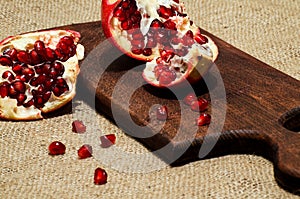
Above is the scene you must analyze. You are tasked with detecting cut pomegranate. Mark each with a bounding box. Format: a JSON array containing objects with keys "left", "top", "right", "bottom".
[
  {"left": 77, "top": 144, "right": 93, "bottom": 159},
  {"left": 48, "top": 141, "right": 66, "bottom": 155},
  {"left": 72, "top": 120, "right": 87, "bottom": 133},
  {"left": 0, "top": 30, "right": 84, "bottom": 120},
  {"left": 102, "top": 0, "right": 218, "bottom": 88},
  {"left": 196, "top": 113, "right": 211, "bottom": 126},
  {"left": 156, "top": 105, "right": 168, "bottom": 121},
  {"left": 100, "top": 134, "right": 116, "bottom": 148},
  {"left": 190, "top": 98, "right": 208, "bottom": 112},
  {"left": 94, "top": 167, "right": 108, "bottom": 185}
]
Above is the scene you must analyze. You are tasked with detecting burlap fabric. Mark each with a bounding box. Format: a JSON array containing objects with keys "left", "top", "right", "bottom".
[{"left": 0, "top": 0, "right": 299, "bottom": 198}]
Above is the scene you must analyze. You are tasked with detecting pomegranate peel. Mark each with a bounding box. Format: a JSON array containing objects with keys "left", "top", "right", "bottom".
[
  {"left": 101, "top": 0, "right": 218, "bottom": 88},
  {"left": 0, "top": 30, "right": 84, "bottom": 120}
]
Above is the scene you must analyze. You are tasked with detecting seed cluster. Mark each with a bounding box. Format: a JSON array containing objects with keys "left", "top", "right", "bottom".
[
  {"left": 0, "top": 36, "right": 77, "bottom": 108},
  {"left": 112, "top": 0, "right": 208, "bottom": 86}
]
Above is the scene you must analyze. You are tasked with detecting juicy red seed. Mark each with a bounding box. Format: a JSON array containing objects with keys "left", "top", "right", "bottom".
[
  {"left": 23, "top": 98, "right": 34, "bottom": 108},
  {"left": 68, "top": 45, "right": 77, "bottom": 57},
  {"left": 52, "top": 62, "right": 64, "bottom": 75},
  {"left": 195, "top": 33, "right": 208, "bottom": 44},
  {"left": 94, "top": 168, "right": 108, "bottom": 185},
  {"left": 35, "top": 74, "right": 48, "bottom": 85},
  {"left": 2, "top": 71, "right": 15, "bottom": 81},
  {"left": 0, "top": 55, "right": 13, "bottom": 66},
  {"left": 160, "top": 50, "right": 175, "bottom": 63},
  {"left": 12, "top": 80, "right": 26, "bottom": 93},
  {"left": 55, "top": 49, "right": 69, "bottom": 62},
  {"left": 44, "top": 48, "right": 57, "bottom": 61},
  {"left": 48, "top": 141, "right": 66, "bottom": 155},
  {"left": 77, "top": 144, "right": 93, "bottom": 159},
  {"left": 100, "top": 134, "right": 116, "bottom": 148},
  {"left": 17, "top": 51, "right": 31, "bottom": 64},
  {"left": 191, "top": 98, "right": 209, "bottom": 112},
  {"left": 183, "top": 93, "right": 197, "bottom": 106},
  {"left": 0, "top": 83, "right": 9, "bottom": 98},
  {"left": 34, "top": 40, "right": 46, "bottom": 55},
  {"left": 158, "top": 5, "right": 174, "bottom": 19},
  {"left": 163, "top": 20, "right": 177, "bottom": 30},
  {"left": 121, "top": 20, "right": 133, "bottom": 30},
  {"left": 16, "top": 94, "right": 27, "bottom": 106},
  {"left": 150, "top": 19, "right": 164, "bottom": 28},
  {"left": 41, "top": 63, "right": 51, "bottom": 74},
  {"left": 131, "top": 48, "right": 143, "bottom": 55},
  {"left": 12, "top": 64, "right": 23, "bottom": 75},
  {"left": 3, "top": 48, "right": 18, "bottom": 61},
  {"left": 49, "top": 68, "right": 59, "bottom": 78},
  {"left": 44, "top": 79, "right": 54, "bottom": 90},
  {"left": 22, "top": 67, "right": 35, "bottom": 79},
  {"left": 56, "top": 42, "right": 70, "bottom": 55},
  {"left": 15, "top": 75, "right": 27, "bottom": 82},
  {"left": 196, "top": 113, "right": 211, "bottom": 126},
  {"left": 156, "top": 105, "right": 168, "bottom": 121},
  {"left": 8, "top": 85, "right": 18, "bottom": 97},
  {"left": 146, "top": 37, "right": 157, "bottom": 48},
  {"left": 72, "top": 120, "right": 86, "bottom": 133},
  {"left": 60, "top": 36, "right": 74, "bottom": 46},
  {"left": 143, "top": 48, "right": 152, "bottom": 56},
  {"left": 42, "top": 91, "right": 51, "bottom": 102},
  {"left": 159, "top": 70, "right": 177, "bottom": 85},
  {"left": 30, "top": 50, "right": 42, "bottom": 65},
  {"left": 34, "top": 95, "right": 44, "bottom": 108}
]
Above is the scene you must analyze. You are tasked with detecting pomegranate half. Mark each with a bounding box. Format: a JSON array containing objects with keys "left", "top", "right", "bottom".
[
  {"left": 101, "top": 0, "right": 218, "bottom": 87},
  {"left": 0, "top": 30, "right": 84, "bottom": 120}
]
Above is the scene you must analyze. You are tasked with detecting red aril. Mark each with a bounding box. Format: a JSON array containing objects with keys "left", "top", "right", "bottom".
[
  {"left": 48, "top": 141, "right": 66, "bottom": 155},
  {"left": 72, "top": 120, "right": 87, "bottom": 133},
  {"left": 156, "top": 105, "right": 168, "bottom": 121},
  {"left": 77, "top": 144, "right": 93, "bottom": 159},
  {"left": 102, "top": 0, "right": 218, "bottom": 88},
  {"left": 196, "top": 113, "right": 211, "bottom": 126},
  {"left": 183, "top": 93, "right": 197, "bottom": 106},
  {"left": 0, "top": 30, "right": 84, "bottom": 120},
  {"left": 94, "top": 168, "right": 108, "bottom": 185},
  {"left": 190, "top": 98, "right": 208, "bottom": 112},
  {"left": 100, "top": 134, "right": 116, "bottom": 148}
]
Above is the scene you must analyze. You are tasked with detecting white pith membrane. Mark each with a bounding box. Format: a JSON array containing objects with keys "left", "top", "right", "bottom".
[
  {"left": 109, "top": 0, "right": 218, "bottom": 87},
  {"left": 0, "top": 30, "right": 84, "bottom": 120}
]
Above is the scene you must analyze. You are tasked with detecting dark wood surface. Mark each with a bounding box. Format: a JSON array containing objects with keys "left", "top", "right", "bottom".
[{"left": 55, "top": 21, "right": 299, "bottom": 193}]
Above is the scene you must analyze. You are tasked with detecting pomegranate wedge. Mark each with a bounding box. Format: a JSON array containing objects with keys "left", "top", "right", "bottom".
[
  {"left": 101, "top": 0, "right": 218, "bottom": 88},
  {"left": 0, "top": 30, "right": 84, "bottom": 120}
]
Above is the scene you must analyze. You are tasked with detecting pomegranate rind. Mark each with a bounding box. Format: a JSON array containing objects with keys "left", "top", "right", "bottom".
[{"left": 0, "top": 30, "right": 84, "bottom": 120}]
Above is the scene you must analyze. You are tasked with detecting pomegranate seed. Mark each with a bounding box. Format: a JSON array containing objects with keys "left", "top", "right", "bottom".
[
  {"left": 23, "top": 98, "right": 34, "bottom": 108},
  {"left": 160, "top": 50, "right": 175, "bottom": 63},
  {"left": 183, "top": 93, "right": 197, "bottom": 106},
  {"left": 0, "top": 55, "right": 13, "bottom": 66},
  {"left": 196, "top": 113, "right": 211, "bottom": 126},
  {"left": 60, "top": 36, "right": 74, "bottom": 46},
  {"left": 16, "top": 94, "right": 27, "bottom": 106},
  {"left": 48, "top": 141, "right": 66, "bottom": 155},
  {"left": 163, "top": 20, "right": 177, "bottom": 30},
  {"left": 12, "top": 64, "right": 23, "bottom": 75},
  {"left": 72, "top": 120, "right": 86, "bottom": 133},
  {"left": 44, "top": 48, "right": 57, "bottom": 62},
  {"left": 2, "top": 71, "right": 15, "bottom": 82},
  {"left": 42, "top": 91, "right": 52, "bottom": 102},
  {"left": 0, "top": 83, "right": 9, "bottom": 98},
  {"left": 158, "top": 5, "right": 174, "bottom": 19},
  {"left": 156, "top": 105, "right": 168, "bottom": 121},
  {"left": 77, "top": 144, "right": 93, "bottom": 159},
  {"left": 150, "top": 19, "right": 164, "bottom": 28},
  {"left": 100, "top": 134, "right": 116, "bottom": 148},
  {"left": 190, "top": 98, "right": 208, "bottom": 112},
  {"left": 158, "top": 70, "right": 176, "bottom": 85},
  {"left": 12, "top": 80, "right": 26, "bottom": 93},
  {"left": 52, "top": 62, "right": 65, "bottom": 75},
  {"left": 3, "top": 48, "right": 18, "bottom": 61},
  {"left": 195, "top": 33, "right": 208, "bottom": 44},
  {"left": 131, "top": 48, "right": 143, "bottom": 55},
  {"left": 34, "top": 40, "right": 46, "bottom": 55},
  {"left": 17, "top": 50, "right": 31, "bottom": 64},
  {"left": 30, "top": 50, "right": 42, "bottom": 65},
  {"left": 22, "top": 67, "right": 35, "bottom": 80},
  {"left": 94, "top": 168, "right": 108, "bottom": 185},
  {"left": 121, "top": 20, "right": 132, "bottom": 30},
  {"left": 143, "top": 48, "right": 152, "bottom": 56}
]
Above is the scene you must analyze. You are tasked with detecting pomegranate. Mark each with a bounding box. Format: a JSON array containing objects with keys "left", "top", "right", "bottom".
[
  {"left": 196, "top": 113, "right": 211, "bottom": 126},
  {"left": 0, "top": 30, "right": 84, "bottom": 120},
  {"left": 102, "top": 0, "right": 218, "bottom": 87}
]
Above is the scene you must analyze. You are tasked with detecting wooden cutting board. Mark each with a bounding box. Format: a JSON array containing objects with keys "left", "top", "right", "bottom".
[{"left": 54, "top": 21, "right": 299, "bottom": 193}]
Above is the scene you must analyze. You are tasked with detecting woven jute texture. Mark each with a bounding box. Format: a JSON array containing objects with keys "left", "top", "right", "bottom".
[{"left": 0, "top": 0, "right": 299, "bottom": 198}]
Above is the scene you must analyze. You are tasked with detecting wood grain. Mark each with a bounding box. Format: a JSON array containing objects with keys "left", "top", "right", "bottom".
[{"left": 56, "top": 21, "right": 299, "bottom": 194}]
